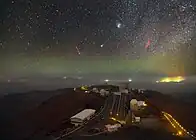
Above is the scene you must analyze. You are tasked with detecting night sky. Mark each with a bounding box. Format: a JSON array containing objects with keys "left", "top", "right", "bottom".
[{"left": 1, "top": 0, "right": 196, "bottom": 81}]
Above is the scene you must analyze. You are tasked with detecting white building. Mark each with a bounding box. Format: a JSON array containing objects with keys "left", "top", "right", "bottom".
[
  {"left": 137, "top": 101, "right": 147, "bottom": 108},
  {"left": 105, "top": 90, "right": 110, "bottom": 96},
  {"left": 105, "top": 124, "right": 121, "bottom": 132},
  {"left": 119, "top": 87, "right": 128, "bottom": 94},
  {"left": 100, "top": 89, "right": 110, "bottom": 96},
  {"left": 113, "top": 92, "right": 121, "bottom": 96},
  {"left": 130, "top": 99, "right": 138, "bottom": 111},
  {"left": 70, "top": 109, "right": 96, "bottom": 126},
  {"left": 92, "top": 87, "right": 99, "bottom": 93},
  {"left": 100, "top": 89, "right": 106, "bottom": 96},
  {"left": 137, "top": 101, "right": 144, "bottom": 106},
  {"left": 135, "top": 117, "right": 141, "bottom": 123},
  {"left": 121, "top": 89, "right": 129, "bottom": 94}
]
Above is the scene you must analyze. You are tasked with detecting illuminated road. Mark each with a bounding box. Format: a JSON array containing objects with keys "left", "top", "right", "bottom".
[
  {"left": 110, "top": 94, "right": 116, "bottom": 114},
  {"left": 110, "top": 94, "right": 119, "bottom": 117},
  {"left": 117, "top": 94, "right": 121, "bottom": 117},
  {"left": 119, "top": 93, "right": 127, "bottom": 120},
  {"left": 162, "top": 111, "right": 195, "bottom": 138},
  {"left": 109, "top": 92, "right": 128, "bottom": 124},
  {"left": 129, "top": 87, "right": 195, "bottom": 139}
]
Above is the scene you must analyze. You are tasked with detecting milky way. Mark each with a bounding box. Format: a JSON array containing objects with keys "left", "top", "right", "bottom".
[{"left": 0, "top": 0, "right": 196, "bottom": 80}]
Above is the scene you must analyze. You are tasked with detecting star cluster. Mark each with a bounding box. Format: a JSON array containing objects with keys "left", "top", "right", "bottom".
[{"left": 0, "top": 0, "right": 196, "bottom": 80}]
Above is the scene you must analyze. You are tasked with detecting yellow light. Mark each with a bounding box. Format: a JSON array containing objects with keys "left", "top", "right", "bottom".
[
  {"left": 110, "top": 117, "right": 126, "bottom": 125},
  {"left": 143, "top": 102, "right": 147, "bottom": 106},
  {"left": 162, "top": 111, "right": 189, "bottom": 136},
  {"left": 110, "top": 117, "right": 116, "bottom": 121},
  {"left": 81, "top": 86, "right": 88, "bottom": 90},
  {"left": 178, "top": 131, "right": 182, "bottom": 136},
  {"left": 159, "top": 76, "right": 185, "bottom": 83}
]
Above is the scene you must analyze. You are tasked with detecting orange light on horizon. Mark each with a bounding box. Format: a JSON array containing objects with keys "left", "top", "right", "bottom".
[{"left": 158, "top": 76, "right": 185, "bottom": 83}]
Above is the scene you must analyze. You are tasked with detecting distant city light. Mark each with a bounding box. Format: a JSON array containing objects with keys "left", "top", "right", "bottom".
[
  {"left": 157, "top": 76, "right": 185, "bottom": 83},
  {"left": 81, "top": 86, "right": 88, "bottom": 91},
  {"left": 105, "top": 79, "right": 109, "bottom": 82}
]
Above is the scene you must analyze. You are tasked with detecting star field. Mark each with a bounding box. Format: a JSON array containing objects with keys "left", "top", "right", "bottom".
[{"left": 0, "top": 0, "right": 196, "bottom": 80}]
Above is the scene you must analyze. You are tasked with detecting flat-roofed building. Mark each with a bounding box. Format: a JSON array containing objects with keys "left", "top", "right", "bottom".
[
  {"left": 70, "top": 109, "right": 96, "bottom": 126},
  {"left": 113, "top": 92, "right": 121, "bottom": 96},
  {"left": 130, "top": 99, "right": 138, "bottom": 111},
  {"left": 105, "top": 124, "right": 121, "bottom": 132}
]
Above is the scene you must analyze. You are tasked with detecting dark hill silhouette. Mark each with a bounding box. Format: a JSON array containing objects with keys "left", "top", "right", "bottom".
[{"left": 0, "top": 88, "right": 103, "bottom": 140}]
